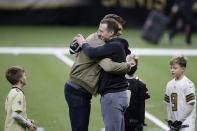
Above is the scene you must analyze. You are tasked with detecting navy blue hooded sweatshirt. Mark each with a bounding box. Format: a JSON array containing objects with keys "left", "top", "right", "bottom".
[{"left": 82, "top": 37, "right": 131, "bottom": 95}]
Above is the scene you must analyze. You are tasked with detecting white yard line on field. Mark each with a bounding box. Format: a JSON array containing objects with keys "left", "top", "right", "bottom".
[
  {"left": 0, "top": 47, "right": 197, "bottom": 56},
  {"left": 101, "top": 128, "right": 105, "bottom": 131},
  {"left": 145, "top": 111, "right": 169, "bottom": 130},
  {"left": 133, "top": 48, "right": 197, "bottom": 56},
  {"left": 0, "top": 47, "right": 69, "bottom": 55},
  {"left": 54, "top": 52, "right": 74, "bottom": 67},
  {"left": 2, "top": 46, "right": 196, "bottom": 131}
]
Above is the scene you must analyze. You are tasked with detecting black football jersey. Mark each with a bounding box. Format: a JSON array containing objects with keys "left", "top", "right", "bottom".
[{"left": 124, "top": 77, "right": 150, "bottom": 127}]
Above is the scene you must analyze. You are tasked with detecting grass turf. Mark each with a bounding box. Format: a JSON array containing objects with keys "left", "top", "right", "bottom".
[
  {"left": 1, "top": 55, "right": 196, "bottom": 131},
  {"left": 0, "top": 25, "right": 197, "bottom": 48},
  {"left": 0, "top": 26, "right": 196, "bottom": 131}
]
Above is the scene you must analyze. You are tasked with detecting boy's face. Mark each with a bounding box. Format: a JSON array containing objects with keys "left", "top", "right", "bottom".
[
  {"left": 127, "top": 58, "right": 136, "bottom": 67},
  {"left": 170, "top": 64, "right": 185, "bottom": 78},
  {"left": 20, "top": 72, "right": 27, "bottom": 86}
]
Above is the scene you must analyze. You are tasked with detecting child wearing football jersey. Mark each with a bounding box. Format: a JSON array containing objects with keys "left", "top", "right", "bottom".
[
  {"left": 124, "top": 54, "right": 150, "bottom": 131},
  {"left": 164, "top": 55, "right": 196, "bottom": 131},
  {"left": 4, "top": 66, "right": 37, "bottom": 131}
]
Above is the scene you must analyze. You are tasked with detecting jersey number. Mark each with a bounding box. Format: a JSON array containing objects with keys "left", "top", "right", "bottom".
[{"left": 171, "top": 93, "right": 177, "bottom": 111}]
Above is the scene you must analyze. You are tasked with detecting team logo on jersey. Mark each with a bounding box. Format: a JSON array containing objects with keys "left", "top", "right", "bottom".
[{"left": 18, "top": 100, "right": 22, "bottom": 105}]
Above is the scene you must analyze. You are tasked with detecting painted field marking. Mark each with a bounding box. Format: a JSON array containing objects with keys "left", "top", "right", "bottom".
[
  {"left": 0, "top": 47, "right": 197, "bottom": 56},
  {"left": 2, "top": 46, "right": 197, "bottom": 131}
]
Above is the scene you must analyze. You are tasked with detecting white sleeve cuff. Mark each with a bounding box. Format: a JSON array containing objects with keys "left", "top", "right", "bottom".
[{"left": 12, "top": 112, "right": 32, "bottom": 128}]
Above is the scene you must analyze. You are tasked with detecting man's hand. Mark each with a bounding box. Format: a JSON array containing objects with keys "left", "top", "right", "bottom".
[
  {"left": 75, "top": 34, "right": 86, "bottom": 46},
  {"left": 73, "top": 53, "right": 79, "bottom": 57}
]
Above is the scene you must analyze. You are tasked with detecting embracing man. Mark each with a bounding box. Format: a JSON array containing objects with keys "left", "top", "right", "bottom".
[
  {"left": 75, "top": 18, "right": 131, "bottom": 131},
  {"left": 64, "top": 14, "right": 136, "bottom": 131}
]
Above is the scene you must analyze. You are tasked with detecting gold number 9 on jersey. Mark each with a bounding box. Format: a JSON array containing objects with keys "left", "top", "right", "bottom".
[{"left": 171, "top": 93, "right": 177, "bottom": 111}]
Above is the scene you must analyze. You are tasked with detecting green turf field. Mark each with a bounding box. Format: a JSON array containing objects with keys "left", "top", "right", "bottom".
[
  {"left": 0, "top": 25, "right": 197, "bottom": 48},
  {"left": 0, "top": 26, "right": 196, "bottom": 131}
]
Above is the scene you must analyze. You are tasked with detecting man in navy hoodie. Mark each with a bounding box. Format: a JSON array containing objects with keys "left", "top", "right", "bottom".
[{"left": 75, "top": 18, "right": 131, "bottom": 131}]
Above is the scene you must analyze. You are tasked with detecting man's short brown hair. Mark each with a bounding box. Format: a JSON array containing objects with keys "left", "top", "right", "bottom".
[
  {"left": 5, "top": 66, "right": 25, "bottom": 85},
  {"left": 100, "top": 18, "right": 119, "bottom": 35},
  {"left": 170, "top": 55, "right": 187, "bottom": 67},
  {"left": 103, "top": 14, "right": 126, "bottom": 25}
]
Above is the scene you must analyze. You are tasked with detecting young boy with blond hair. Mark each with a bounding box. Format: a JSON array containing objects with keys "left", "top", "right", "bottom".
[
  {"left": 164, "top": 55, "right": 196, "bottom": 131},
  {"left": 124, "top": 54, "right": 150, "bottom": 131},
  {"left": 4, "top": 66, "right": 36, "bottom": 131}
]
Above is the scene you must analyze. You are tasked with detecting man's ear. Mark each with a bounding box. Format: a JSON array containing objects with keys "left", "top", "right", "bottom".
[{"left": 110, "top": 31, "right": 115, "bottom": 36}]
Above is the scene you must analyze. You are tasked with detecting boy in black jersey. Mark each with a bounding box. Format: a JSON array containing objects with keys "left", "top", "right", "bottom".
[{"left": 124, "top": 54, "right": 150, "bottom": 131}]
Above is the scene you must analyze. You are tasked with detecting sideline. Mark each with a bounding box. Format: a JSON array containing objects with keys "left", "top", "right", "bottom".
[
  {"left": 54, "top": 52, "right": 74, "bottom": 67},
  {"left": 0, "top": 47, "right": 197, "bottom": 56},
  {"left": 145, "top": 111, "right": 169, "bottom": 130}
]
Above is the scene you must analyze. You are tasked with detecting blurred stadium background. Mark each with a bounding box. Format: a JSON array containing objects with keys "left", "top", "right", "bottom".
[{"left": 0, "top": 0, "right": 197, "bottom": 131}]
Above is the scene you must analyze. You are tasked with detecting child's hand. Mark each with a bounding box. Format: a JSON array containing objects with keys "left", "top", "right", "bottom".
[
  {"left": 29, "top": 124, "right": 37, "bottom": 131},
  {"left": 29, "top": 120, "right": 37, "bottom": 131},
  {"left": 30, "top": 120, "right": 35, "bottom": 124}
]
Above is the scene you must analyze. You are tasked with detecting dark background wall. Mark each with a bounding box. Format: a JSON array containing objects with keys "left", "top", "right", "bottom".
[{"left": 0, "top": 0, "right": 197, "bottom": 29}]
